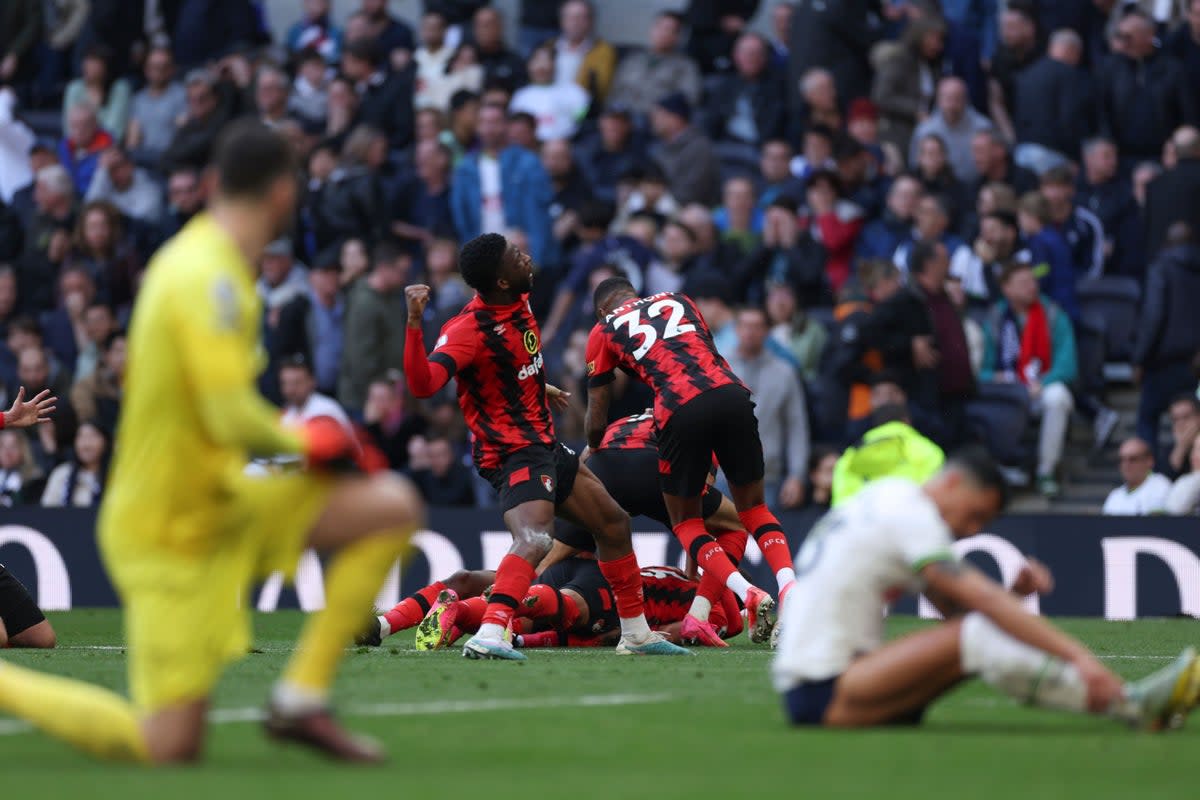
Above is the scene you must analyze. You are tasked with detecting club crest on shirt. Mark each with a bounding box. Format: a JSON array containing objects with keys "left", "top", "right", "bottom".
[
  {"left": 212, "top": 277, "right": 239, "bottom": 330},
  {"left": 523, "top": 330, "right": 539, "bottom": 355},
  {"left": 540, "top": 474, "right": 554, "bottom": 494},
  {"left": 586, "top": 360, "right": 596, "bottom": 376}
]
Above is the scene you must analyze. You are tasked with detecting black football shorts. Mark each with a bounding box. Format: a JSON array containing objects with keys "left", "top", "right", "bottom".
[
  {"left": 0, "top": 562, "right": 46, "bottom": 638},
  {"left": 480, "top": 442, "right": 581, "bottom": 512},
  {"left": 658, "top": 384, "right": 765, "bottom": 497}
]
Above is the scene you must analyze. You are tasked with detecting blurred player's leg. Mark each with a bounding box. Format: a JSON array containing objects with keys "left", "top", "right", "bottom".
[{"left": 267, "top": 474, "right": 423, "bottom": 760}]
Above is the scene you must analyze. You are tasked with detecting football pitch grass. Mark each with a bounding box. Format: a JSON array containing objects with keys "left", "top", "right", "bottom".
[{"left": 2, "top": 611, "right": 1198, "bottom": 799}]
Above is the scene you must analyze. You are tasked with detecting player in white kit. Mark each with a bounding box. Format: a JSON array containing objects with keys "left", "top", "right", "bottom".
[{"left": 772, "top": 448, "right": 1200, "bottom": 729}]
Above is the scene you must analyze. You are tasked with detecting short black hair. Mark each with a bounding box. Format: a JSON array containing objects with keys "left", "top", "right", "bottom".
[
  {"left": 102, "top": 329, "right": 126, "bottom": 352},
  {"left": 593, "top": 276, "right": 636, "bottom": 313},
  {"left": 908, "top": 238, "right": 942, "bottom": 276},
  {"left": 578, "top": 199, "right": 616, "bottom": 231},
  {"left": 1170, "top": 393, "right": 1200, "bottom": 414},
  {"left": 343, "top": 36, "right": 383, "bottom": 66},
  {"left": 999, "top": 259, "right": 1034, "bottom": 285},
  {"left": 280, "top": 352, "right": 314, "bottom": 374},
  {"left": 946, "top": 445, "right": 1010, "bottom": 510},
  {"left": 459, "top": 233, "right": 508, "bottom": 291},
  {"left": 213, "top": 119, "right": 295, "bottom": 199}
]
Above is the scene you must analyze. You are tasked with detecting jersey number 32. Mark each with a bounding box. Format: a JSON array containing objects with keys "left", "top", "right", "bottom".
[{"left": 613, "top": 299, "right": 696, "bottom": 361}]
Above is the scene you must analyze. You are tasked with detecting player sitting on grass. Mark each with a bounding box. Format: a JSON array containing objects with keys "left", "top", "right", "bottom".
[
  {"left": 772, "top": 447, "right": 1200, "bottom": 729},
  {"left": 360, "top": 559, "right": 742, "bottom": 649}
]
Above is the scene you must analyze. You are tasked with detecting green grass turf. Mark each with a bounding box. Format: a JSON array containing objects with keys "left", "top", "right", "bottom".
[{"left": 2, "top": 611, "right": 1199, "bottom": 799}]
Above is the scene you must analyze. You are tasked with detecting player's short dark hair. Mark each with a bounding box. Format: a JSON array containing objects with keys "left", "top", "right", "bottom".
[
  {"left": 593, "top": 276, "right": 636, "bottom": 313},
  {"left": 946, "top": 445, "right": 1010, "bottom": 510},
  {"left": 458, "top": 233, "right": 509, "bottom": 291},
  {"left": 213, "top": 119, "right": 295, "bottom": 199}
]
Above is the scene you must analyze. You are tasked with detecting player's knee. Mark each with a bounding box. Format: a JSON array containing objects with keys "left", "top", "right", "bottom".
[
  {"left": 444, "top": 570, "right": 478, "bottom": 596},
  {"left": 592, "top": 508, "right": 632, "bottom": 549},
  {"left": 11, "top": 621, "right": 56, "bottom": 649},
  {"left": 371, "top": 472, "right": 427, "bottom": 532},
  {"left": 512, "top": 527, "right": 554, "bottom": 561},
  {"left": 0, "top": 621, "right": 8, "bottom": 649}
]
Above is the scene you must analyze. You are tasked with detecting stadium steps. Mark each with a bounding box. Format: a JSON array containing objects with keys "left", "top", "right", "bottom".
[{"left": 1043, "top": 384, "right": 1140, "bottom": 514}]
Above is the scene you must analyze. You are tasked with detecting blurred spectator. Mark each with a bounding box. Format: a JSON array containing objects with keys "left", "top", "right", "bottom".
[
  {"left": 0, "top": 428, "right": 43, "bottom": 506},
  {"left": 1132, "top": 222, "right": 1200, "bottom": 445},
  {"left": 893, "top": 194, "right": 969, "bottom": 280},
  {"left": 829, "top": 261, "right": 902, "bottom": 429},
  {"left": 1165, "top": 0, "right": 1200, "bottom": 89},
  {"left": 1077, "top": 136, "right": 1140, "bottom": 277},
  {"left": 577, "top": 107, "right": 644, "bottom": 205},
  {"left": 737, "top": 195, "right": 829, "bottom": 308},
  {"left": 510, "top": 44, "right": 590, "bottom": 141},
  {"left": 797, "top": 68, "right": 842, "bottom": 135},
  {"left": 163, "top": 70, "right": 234, "bottom": 172},
  {"left": 767, "top": 1, "right": 792, "bottom": 67},
  {"left": 339, "top": 244, "right": 410, "bottom": 412},
  {"left": 322, "top": 75, "right": 360, "bottom": 150},
  {"left": 831, "top": 402, "right": 944, "bottom": 506},
  {"left": 979, "top": 261, "right": 1078, "bottom": 497},
  {"left": 650, "top": 92, "right": 721, "bottom": 207},
  {"left": 799, "top": 170, "right": 863, "bottom": 294},
  {"left": 286, "top": 0, "right": 342, "bottom": 65},
  {"left": 19, "top": 203, "right": 72, "bottom": 313},
  {"left": 683, "top": 0, "right": 758, "bottom": 74},
  {"left": 1017, "top": 191, "right": 1081, "bottom": 322},
  {"left": 313, "top": 125, "right": 390, "bottom": 252},
  {"left": 911, "top": 135, "right": 969, "bottom": 224},
  {"left": 788, "top": 124, "right": 835, "bottom": 183},
  {"left": 987, "top": 3, "right": 1042, "bottom": 143},
  {"left": 616, "top": 164, "right": 678, "bottom": 229},
  {"left": 1144, "top": 126, "right": 1200, "bottom": 259},
  {"left": 62, "top": 45, "right": 131, "bottom": 143},
  {"left": 71, "top": 200, "right": 139, "bottom": 309},
  {"left": 868, "top": 239, "right": 975, "bottom": 447},
  {"left": 124, "top": 47, "right": 187, "bottom": 167},
  {"left": 70, "top": 329, "right": 124, "bottom": 432},
  {"left": 971, "top": 130, "right": 1038, "bottom": 199},
  {"left": 0, "top": 266, "right": 19, "bottom": 334},
  {"left": 788, "top": 0, "right": 882, "bottom": 114},
  {"left": 519, "top": 0, "right": 566, "bottom": 56},
  {"left": 85, "top": 147, "right": 162, "bottom": 225},
  {"left": 0, "top": 0, "right": 42, "bottom": 92},
  {"left": 289, "top": 49, "right": 331, "bottom": 128},
  {"left": 714, "top": 176, "right": 761, "bottom": 255},
  {"left": 153, "top": 166, "right": 203, "bottom": 248},
  {"left": 756, "top": 138, "right": 804, "bottom": 214},
  {"left": 871, "top": 16, "right": 945, "bottom": 156},
  {"left": 450, "top": 103, "right": 554, "bottom": 265},
  {"left": 19, "top": 342, "right": 68, "bottom": 402},
  {"left": 765, "top": 282, "right": 827, "bottom": 380},
  {"left": 413, "top": 435, "right": 476, "bottom": 506},
  {"left": 1159, "top": 395, "right": 1200, "bottom": 480},
  {"left": 356, "top": 0, "right": 416, "bottom": 69},
  {"left": 279, "top": 354, "right": 350, "bottom": 428},
  {"left": 543, "top": 138, "right": 591, "bottom": 250},
  {"left": 644, "top": 218, "right": 696, "bottom": 296},
  {"left": 724, "top": 306, "right": 810, "bottom": 510},
  {"left": 32, "top": 0, "right": 88, "bottom": 108},
  {"left": 40, "top": 419, "right": 107, "bottom": 508},
  {"left": 507, "top": 110, "right": 539, "bottom": 151},
  {"left": 72, "top": 302, "right": 116, "bottom": 382},
  {"left": 253, "top": 64, "right": 293, "bottom": 129},
  {"left": 341, "top": 36, "right": 416, "bottom": 151},
  {"left": 414, "top": 11, "right": 456, "bottom": 108},
  {"left": 609, "top": 12, "right": 701, "bottom": 117},
  {"left": 1102, "top": 436, "right": 1171, "bottom": 515},
  {"left": 834, "top": 135, "right": 887, "bottom": 220},
  {"left": 473, "top": 8, "right": 526, "bottom": 90},
  {"left": 957, "top": 209, "right": 1028, "bottom": 304},
  {"left": 274, "top": 258, "right": 346, "bottom": 398},
  {"left": 391, "top": 139, "right": 456, "bottom": 251},
  {"left": 1098, "top": 10, "right": 1199, "bottom": 163},
  {"left": 676, "top": 203, "right": 740, "bottom": 285},
  {"left": 424, "top": 237, "right": 471, "bottom": 318},
  {"left": 705, "top": 33, "right": 786, "bottom": 153},
  {"left": 363, "top": 375, "right": 428, "bottom": 471},
  {"left": 0, "top": 89, "right": 35, "bottom": 211},
  {"left": 551, "top": 0, "right": 616, "bottom": 104},
  {"left": 59, "top": 102, "right": 114, "bottom": 195},
  {"left": 1012, "top": 29, "right": 1095, "bottom": 171},
  {"left": 804, "top": 446, "right": 840, "bottom": 511},
  {"left": 1040, "top": 166, "right": 1104, "bottom": 283},
  {"left": 1165, "top": 436, "right": 1200, "bottom": 514},
  {"left": 910, "top": 77, "right": 993, "bottom": 184},
  {"left": 857, "top": 174, "right": 922, "bottom": 261},
  {"left": 40, "top": 264, "right": 92, "bottom": 371}
]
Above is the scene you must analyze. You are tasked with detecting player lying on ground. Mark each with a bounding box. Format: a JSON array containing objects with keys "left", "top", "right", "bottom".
[
  {"left": 404, "top": 234, "right": 687, "bottom": 660},
  {"left": 586, "top": 278, "right": 797, "bottom": 644},
  {"left": 0, "top": 122, "right": 425, "bottom": 764},
  {"left": 772, "top": 448, "right": 1200, "bottom": 729},
  {"left": 0, "top": 387, "right": 58, "bottom": 650},
  {"left": 361, "top": 558, "right": 742, "bottom": 649}
]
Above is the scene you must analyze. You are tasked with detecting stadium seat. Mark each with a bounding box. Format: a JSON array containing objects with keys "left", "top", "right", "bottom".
[
  {"left": 967, "top": 382, "right": 1031, "bottom": 466},
  {"left": 1075, "top": 276, "right": 1140, "bottom": 368},
  {"left": 1075, "top": 311, "right": 1107, "bottom": 396}
]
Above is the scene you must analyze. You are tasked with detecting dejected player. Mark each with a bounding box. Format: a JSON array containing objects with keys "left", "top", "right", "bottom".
[
  {"left": 585, "top": 278, "right": 797, "bottom": 644},
  {"left": 0, "top": 121, "right": 425, "bottom": 764},
  {"left": 403, "top": 233, "right": 687, "bottom": 660},
  {"left": 773, "top": 448, "right": 1200, "bottom": 729}
]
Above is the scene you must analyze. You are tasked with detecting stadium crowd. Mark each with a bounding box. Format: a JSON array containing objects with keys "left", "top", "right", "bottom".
[{"left": 1, "top": 0, "right": 1200, "bottom": 513}]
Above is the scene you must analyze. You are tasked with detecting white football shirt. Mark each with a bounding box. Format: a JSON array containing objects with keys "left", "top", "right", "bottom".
[{"left": 772, "top": 478, "right": 956, "bottom": 690}]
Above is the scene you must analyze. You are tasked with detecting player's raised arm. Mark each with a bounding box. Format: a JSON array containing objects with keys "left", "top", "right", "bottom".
[
  {"left": 403, "top": 284, "right": 475, "bottom": 398},
  {"left": 2, "top": 387, "right": 57, "bottom": 428}
]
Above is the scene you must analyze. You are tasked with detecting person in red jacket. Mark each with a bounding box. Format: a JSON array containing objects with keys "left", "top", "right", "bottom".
[{"left": 798, "top": 169, "right": 864, "bottom": 293}]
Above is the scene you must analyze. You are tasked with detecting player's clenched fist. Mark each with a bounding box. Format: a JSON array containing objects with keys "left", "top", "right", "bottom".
[{"left": 406, "top": 284, "right": 431, "bottom": 326}]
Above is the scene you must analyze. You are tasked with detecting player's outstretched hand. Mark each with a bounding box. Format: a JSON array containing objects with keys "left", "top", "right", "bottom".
[
  {"left": 1074, "top": 654, "right": 1125, "bottom": 712},
  {"left": 4, "top": 387, "right": 57, "bottom": 428},
  {"left": 1010, "top": 557, "right": 1054, "bottom": 597},
  {"left": 546, "top": 383, "right": 572, "bottom": 413},
  {"left": 301, "top": 416, "right": 361, "bottom": 473},
  {"left": 405, "top": 284, "right": 431, "bottom": 326}
]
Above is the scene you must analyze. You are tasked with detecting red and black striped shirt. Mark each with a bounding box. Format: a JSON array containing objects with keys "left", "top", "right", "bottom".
[
  {"left": 404, "top": 294, "right": 554, "bottom": 470},
  {"left": 585, "top": 292, "right": 745, "bottom": 429},
  {"left": 597, "top": 410, "right": 657, "bottom": 452}
]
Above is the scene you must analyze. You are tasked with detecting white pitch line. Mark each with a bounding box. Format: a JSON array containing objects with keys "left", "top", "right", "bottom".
[{"left": 0, "top": 693, "right": 673, "bottom": 738}]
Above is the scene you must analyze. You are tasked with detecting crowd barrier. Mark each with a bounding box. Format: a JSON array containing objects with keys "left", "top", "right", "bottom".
[{"left": 1, "top": 509, "right": 1198, "bottom": 619}]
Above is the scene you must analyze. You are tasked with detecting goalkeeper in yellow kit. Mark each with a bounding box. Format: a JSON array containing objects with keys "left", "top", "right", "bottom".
[{"left": 0, "top": 121, "right": 423, "bottom": 764}]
